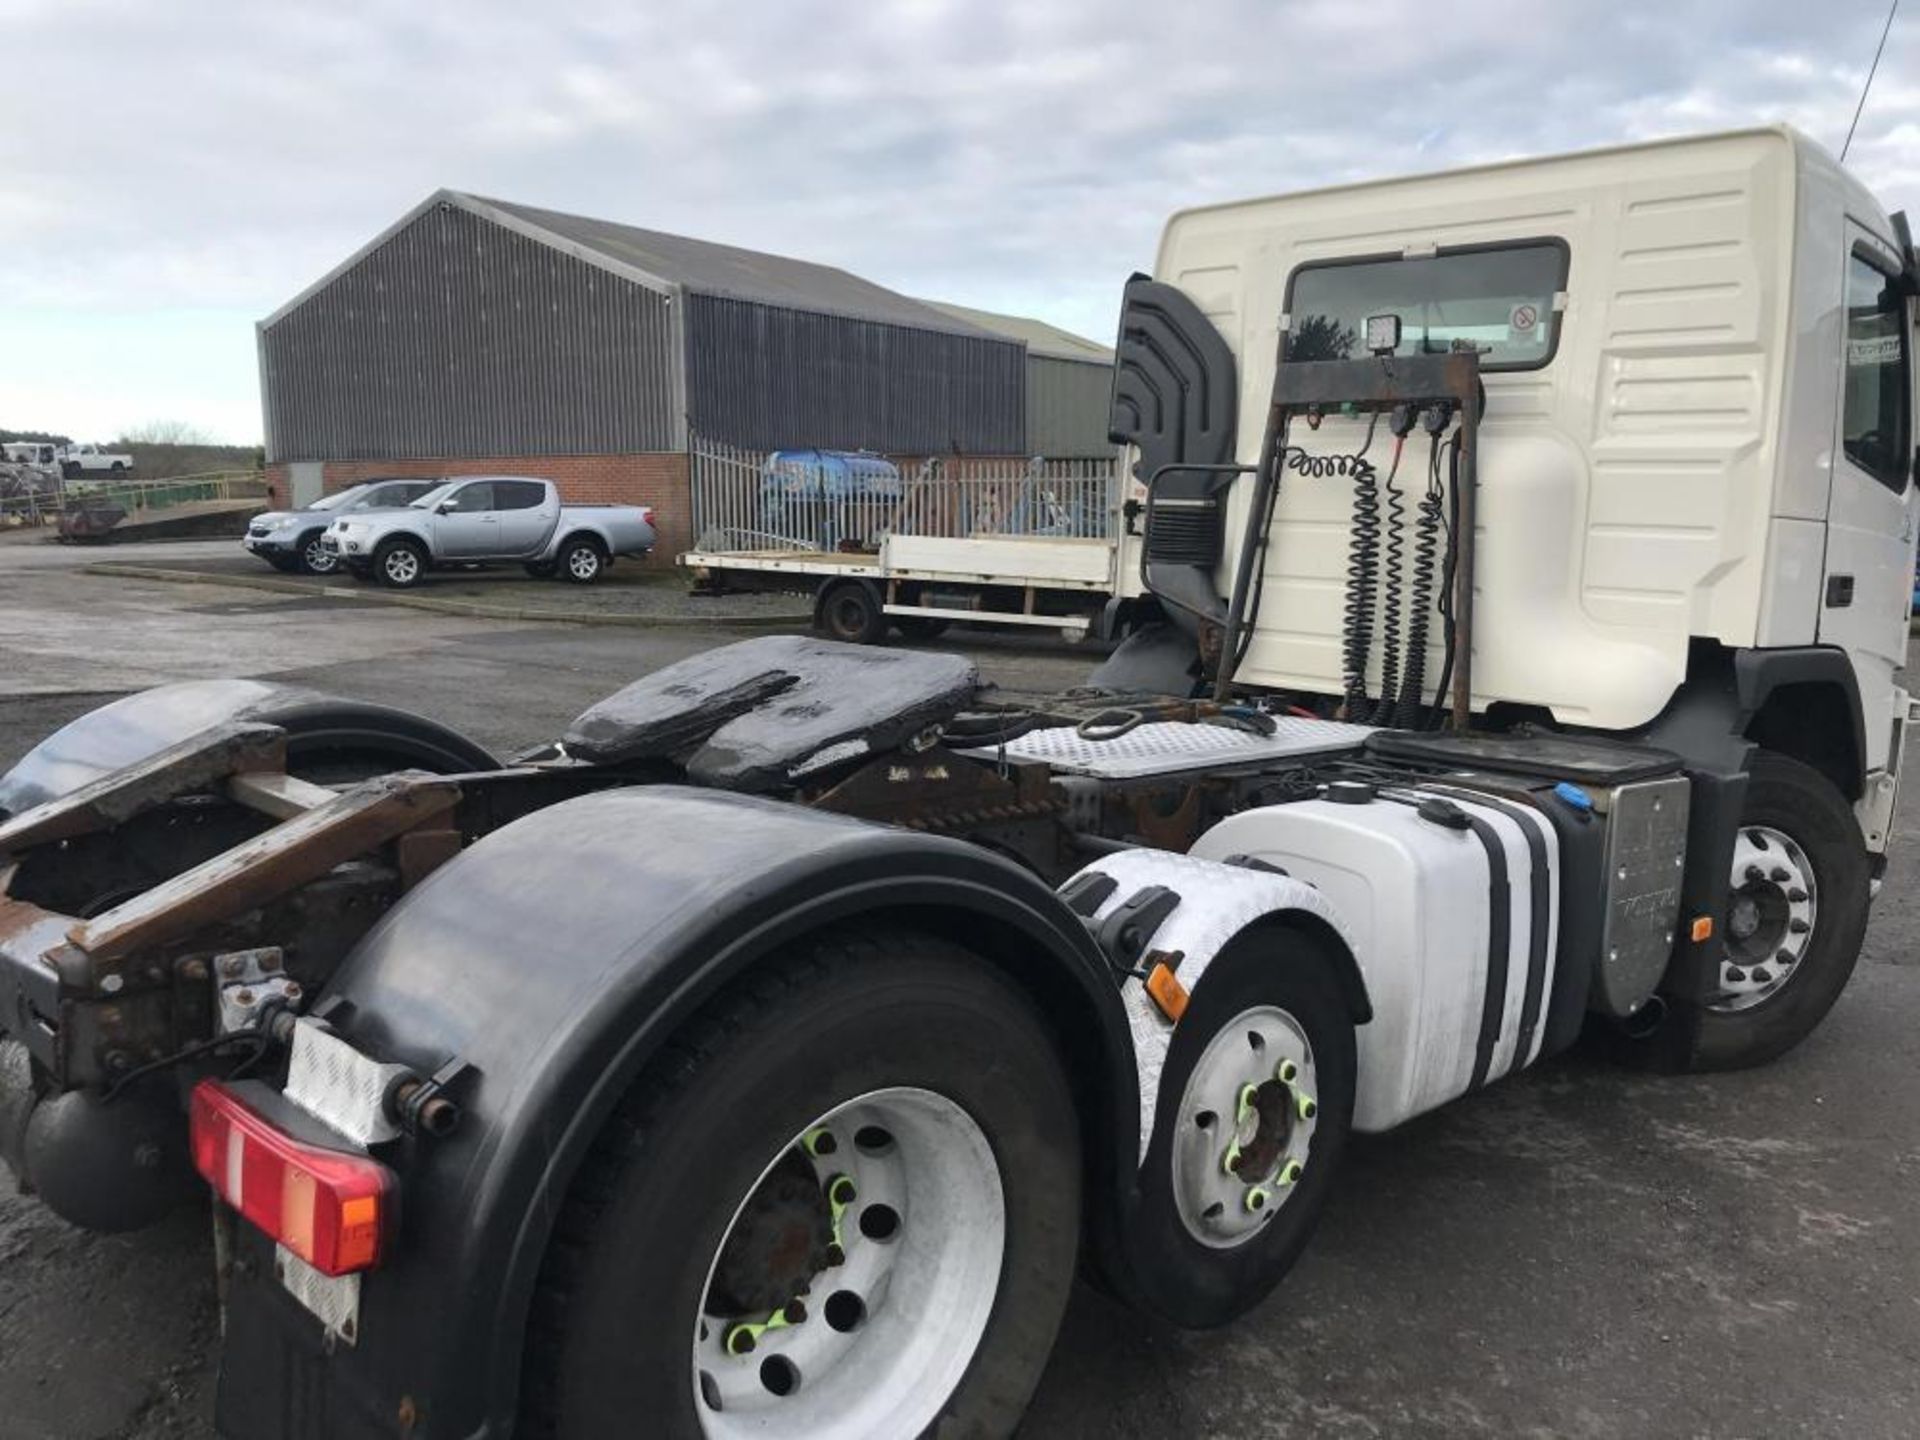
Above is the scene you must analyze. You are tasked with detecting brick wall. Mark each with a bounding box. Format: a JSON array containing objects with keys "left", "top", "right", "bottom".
[{"left": 265, "top": 451, "right": 693, "bottom": 561}]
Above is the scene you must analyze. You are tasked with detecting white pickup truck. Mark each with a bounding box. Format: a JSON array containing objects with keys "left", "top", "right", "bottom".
[
  {"left": 60, "top": 442, "right": 135, "bottom": 477},
  {"left": 322, "top": 474, "right": 657, "bottom": 587}
]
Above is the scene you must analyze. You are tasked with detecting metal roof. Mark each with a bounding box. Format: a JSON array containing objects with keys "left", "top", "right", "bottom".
[
  {"left": 463, "top": 194, "right": 1000, "bottom": 337},
  {"left": 919, "top": 300, "right": 1114, "bottom": 364}
]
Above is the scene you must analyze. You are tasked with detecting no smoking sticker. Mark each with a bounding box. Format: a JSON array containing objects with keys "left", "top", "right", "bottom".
[{"left": 1509, "top": 303, "right": 1539, "bottom": 335}]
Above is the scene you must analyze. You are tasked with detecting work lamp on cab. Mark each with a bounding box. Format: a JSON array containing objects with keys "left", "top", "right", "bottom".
[{"left": 1365, "top": 313, "right": 1402, "bottom": 356}]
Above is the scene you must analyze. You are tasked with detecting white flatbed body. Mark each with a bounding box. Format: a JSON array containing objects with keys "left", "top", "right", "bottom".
[{"left": 683, "top": 532, "right": 1121, "bottom": 632}]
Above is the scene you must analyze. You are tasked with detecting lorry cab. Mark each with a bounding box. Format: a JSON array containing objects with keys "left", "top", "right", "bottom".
[{"left": 1114, "top": 126, "right": 1916, "bottom": 856}]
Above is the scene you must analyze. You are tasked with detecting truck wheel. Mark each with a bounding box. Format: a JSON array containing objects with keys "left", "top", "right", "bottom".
[
  {"left": 816, "top": 581, "right": 884, "bottom": 645},
  {"left": 559, "top": 536, "right": 606, "bottom": 584},
  {"left": 1132, "top": 923, "right": 1356, "bottom": 1327},
  {"left": 296, "top": 530, "right": 339, "bottom": 576},
  {"left": 521, "top": 930, "right": 1080, "bottom": 1440},
  {"left": 373, "top": 537, "right": 426, "bottom": 589},
  {"left": 1683, "top": 750, "right": 1870, "bottom": 1071}
]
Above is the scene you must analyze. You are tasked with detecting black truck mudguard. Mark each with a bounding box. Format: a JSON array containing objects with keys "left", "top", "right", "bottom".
[
  {"left": 0, "top": 679, "right": 498, "bottom": 818},
  {"left": 215, "top": 786, "right": 1142, "bottom": 1440}
]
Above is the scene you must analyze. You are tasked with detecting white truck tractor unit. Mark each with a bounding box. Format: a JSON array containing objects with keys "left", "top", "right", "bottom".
[{"left": 0, "top": 126, "right": 1911, "bottom": 1439}]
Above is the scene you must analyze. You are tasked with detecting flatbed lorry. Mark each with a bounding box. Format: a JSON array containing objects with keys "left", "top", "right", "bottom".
[
  {"left": 683, "top": 448, "right": 1127, "bottom": 642},
  {"left": 0, "top": 125, "right": 1912, "bottom": 1438}
]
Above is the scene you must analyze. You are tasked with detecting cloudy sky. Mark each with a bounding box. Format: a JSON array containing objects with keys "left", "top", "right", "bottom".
[{"left": 3, "top": 0, "right": 1916, "bottom": 446}]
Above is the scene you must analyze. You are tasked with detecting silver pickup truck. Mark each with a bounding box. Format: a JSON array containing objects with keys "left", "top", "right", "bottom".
[{"left": 323, "top": 476, "right": 656, "bottom": 587}]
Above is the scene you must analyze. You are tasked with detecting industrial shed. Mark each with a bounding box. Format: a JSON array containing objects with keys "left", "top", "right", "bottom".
[
  {"left": 922, "top": 301, "right": 1117, "bottom": 457},
  {"left": 258, "top": 190, "right": 1106, "bottom": 556}
]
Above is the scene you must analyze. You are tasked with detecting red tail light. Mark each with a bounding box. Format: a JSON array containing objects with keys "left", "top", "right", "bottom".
[
  {"left": 641, "top": 507, "right": 655, "bottom": 525},
  {"left": 190, "top": 1079, "right": 395, "bottom": 1276}
]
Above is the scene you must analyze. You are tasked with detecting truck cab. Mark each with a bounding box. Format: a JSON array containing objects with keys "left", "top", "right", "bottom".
[{"left": 1111, "top": 125, "right": 1915, "bottom": 862}]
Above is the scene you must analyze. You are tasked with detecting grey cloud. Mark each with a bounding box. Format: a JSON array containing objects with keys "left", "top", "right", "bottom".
[{"left": 2, "top": 0, "right": 1915, "bottom": 438}]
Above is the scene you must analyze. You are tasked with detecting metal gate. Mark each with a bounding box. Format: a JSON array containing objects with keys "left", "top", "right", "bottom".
[{"left": 688, "top": 434, "right": 1122, "bottom": 555}]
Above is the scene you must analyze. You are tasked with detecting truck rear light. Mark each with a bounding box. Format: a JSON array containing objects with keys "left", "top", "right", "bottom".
[
  {"left": 641, "top": 507, "right": 655, "bottom": 525},
  {"left": 189, "top": 1080, "right": 395, "bottom": 1276}
]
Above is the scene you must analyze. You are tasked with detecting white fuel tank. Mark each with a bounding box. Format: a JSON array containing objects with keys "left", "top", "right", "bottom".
[{"left": 1192, "top": 783, "right": 1559, "bottom": 1133}]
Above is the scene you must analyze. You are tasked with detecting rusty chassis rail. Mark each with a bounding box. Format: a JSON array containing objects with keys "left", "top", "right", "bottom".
[{"left": 0, "top": 729, "right": 651, "bottom": 1091}]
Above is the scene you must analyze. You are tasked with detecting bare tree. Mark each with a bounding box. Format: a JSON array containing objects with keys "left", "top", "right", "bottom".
[{"left": 118, "top": 419, "right": 217, "bottom": 446}]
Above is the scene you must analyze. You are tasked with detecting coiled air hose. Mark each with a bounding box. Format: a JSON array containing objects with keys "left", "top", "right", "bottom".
[
  {"left": 1390, "top": 433, "right": 1446, "bottom": 728},
  {"left": 1371, "top": 443, "right": 1409, "bottom": 725}
]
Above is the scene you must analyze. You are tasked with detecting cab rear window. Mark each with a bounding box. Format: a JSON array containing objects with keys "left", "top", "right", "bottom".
[{"left": 1285, "top": 241, "right": 1567, "bottom": 371}]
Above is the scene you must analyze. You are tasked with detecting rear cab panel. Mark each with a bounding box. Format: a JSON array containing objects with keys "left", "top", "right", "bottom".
[{"left": 1134, "top": 128, "right": 1912, "bottom": 747}]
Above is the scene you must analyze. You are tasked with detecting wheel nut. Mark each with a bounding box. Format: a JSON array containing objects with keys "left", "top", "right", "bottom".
[
  {"left": 1276, "top": 1059, "right": 1298, "bottom": 1083},
  {"left": 1787, "top": 888, "right": 1807, "bottom": 904},
  {"left": 1745, "top": 865, "right": 1764, "bottom": 882},
  {"left": 1296, "top": 1094, "right": 1317, "bottom": 1121},
  {"left": 1751, "top": 966, "right": 1773, "bottom": 984},
  {"left": 804, "top": 1127, "right": 837, "bottom": 1157},
  {"left": 827, "top": 1175, "right": 857, "bottom": 1207},
  {"left": 725, "top": 1325, "right": 757, "bottom": 1356},
  {"left": 1279, "top": 1159, "right": 1303, "bottom": 1185},
  {"left": 782, "top": 1300, "right": 807, "bottom": 1325},
  {"left": 1727, "top": 967, "right": 1747, "bottom": 983},
  {"left": 1245, "top": 1187, "right": 1269, "bottom": 1213},
  {"left": 1770, "top": 867, "right": 1790, "bottom": 883},
  {"left": 825, "top": 1242, "right": 846, "bottom": 1267},
  {"left": 1776, "top": 949, "right": 1796, "bottom": 966},
  {"left": 1789, "top": 919, "right": 1809, "bottom": 935}
]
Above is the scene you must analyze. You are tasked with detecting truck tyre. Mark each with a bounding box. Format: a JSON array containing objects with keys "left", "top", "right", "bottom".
[
  {"left": 816, "top": 581, "right": 885, "bottom": 645},
  {"left": 1131, "top": 923, "right": 1356, "bottom": 1328},
  {"left": 559, "top": 535, "right": 607, "bottom": 584},
  {"left": 296, "top": 529, "right": 339, "bottom": 576},
  {"left": 373, "top": 537, "right": 427, "bottom": 589},
  {"left": 110, "top": 461, "right": 126, "bottom": 473},
  {"left": 521, "top": 929, "right": 1080, "bottom": 1440},
  {"left": 1682, "top": 749, "right": 1870, "bottom": 1071}
]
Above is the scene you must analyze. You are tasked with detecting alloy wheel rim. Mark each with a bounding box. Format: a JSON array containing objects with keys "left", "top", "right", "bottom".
[
  {"left": 1171, "top": 1005, "right": 1319, "bottom": 1248},
  {"left": 304, "top": 538, "right": 337, "bottom": 573},
  {"left": 692, "top": 1086, "right": 1004, "bottom": 1438},
  {"left": 385, "top": 549, "right": 418, "bottom": 583},
  {"left": 1711, "top": 824, "right": 1818, "bottom": 1013},
  {"left": 569, "top": 547, "right": 598, "bottom": 580}
]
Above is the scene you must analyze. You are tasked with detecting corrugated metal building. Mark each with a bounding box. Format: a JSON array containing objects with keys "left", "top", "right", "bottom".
[
  {"left": 922, "top": 301, "right": 1117, "bottom": 457},
  {"left": 258, "top": 190, "right": 1110, "bottom": 556}
]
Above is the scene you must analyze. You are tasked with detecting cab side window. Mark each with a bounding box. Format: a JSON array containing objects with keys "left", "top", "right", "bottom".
[
  {"left": 494, "top": 481, "right": 548, "bottom": 510},
  {"left": 1841, "top": 252, "right": 1912, "bottom": 493},
  {"left": 446, "top": 482, "right": 497, "bottom": 513}
]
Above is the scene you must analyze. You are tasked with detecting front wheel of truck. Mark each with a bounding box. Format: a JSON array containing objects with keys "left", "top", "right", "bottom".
[
  {"left": 521, "top": 928, "right": 1082, "bottom": 1440},
  {"left": 1682, "top": 749, "right": 1871, "bottom": 1070}
]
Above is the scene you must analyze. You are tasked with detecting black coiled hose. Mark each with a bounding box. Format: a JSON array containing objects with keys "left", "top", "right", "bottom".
[
  {"left": 1340, "top": 456, "right": 1380, "bottom": 713},
  {"left": 1288, "top": 450, "right": 1376, "bottom": 479},
  {"left": 1391, "top": 436, "right": 1445, "bottom": 728},
  {"left": 1427, "top": 434, "right": 1462, "bottom": 728},
  {"left": 1371, "top": 446, "right": 1408, "bottom": 725}
]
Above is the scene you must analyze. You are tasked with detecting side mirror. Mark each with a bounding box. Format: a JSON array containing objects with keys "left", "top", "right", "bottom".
[{"left": 436, "top": 500, "right": 457, "bottom": 514}]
